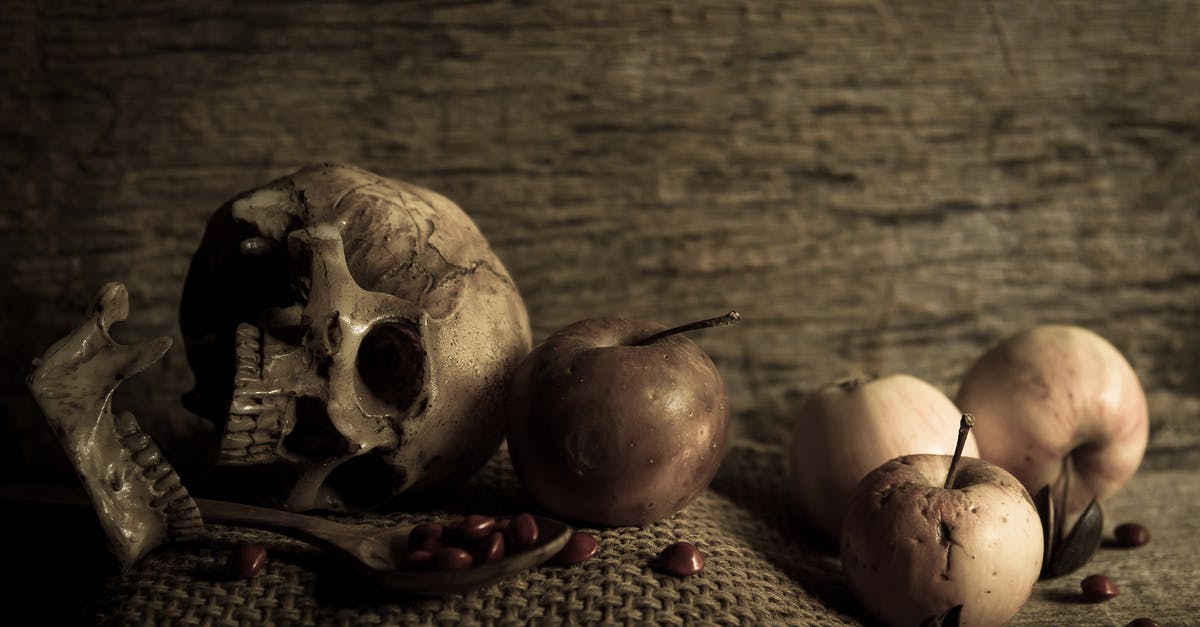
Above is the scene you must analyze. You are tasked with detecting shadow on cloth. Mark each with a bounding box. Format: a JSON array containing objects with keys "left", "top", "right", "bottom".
[
  {"left": 0, "top": 499, "right": 116, "bottom": 624},
  {"left": 707, "top": 442, "right": 866, "bottom": 622}
]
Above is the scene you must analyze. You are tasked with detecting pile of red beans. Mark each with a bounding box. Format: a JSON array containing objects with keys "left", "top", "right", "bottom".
[
  {"left": 402, "top": 513, "right": 549, "bottom": 571},
  {"left": 398, "top": 513, "right": 705, "bottom": 578}
]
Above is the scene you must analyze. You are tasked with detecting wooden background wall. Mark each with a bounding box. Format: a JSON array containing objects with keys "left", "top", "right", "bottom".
[{"left": 1, "top": 1, "right": 1197, "bottom": 480}]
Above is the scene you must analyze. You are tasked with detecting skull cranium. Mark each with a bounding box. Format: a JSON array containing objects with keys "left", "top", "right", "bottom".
[{"left": 180, "top": 163, "right": 531, "bottom": 511}]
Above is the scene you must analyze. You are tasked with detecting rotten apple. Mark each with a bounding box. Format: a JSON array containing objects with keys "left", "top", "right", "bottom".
[
  {"left": 841, "top": 415, "right": 1043, "bottom": 627},
  {"left": 506, "top": 312, "right": 738, "bottom": 526}
]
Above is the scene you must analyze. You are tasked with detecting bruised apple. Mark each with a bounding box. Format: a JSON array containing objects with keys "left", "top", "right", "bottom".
[
  {"left": 789, "top": 374, "right": 980, "bottom": 543},
  {"left": 506, "top": 313, "right": 737, "bottom": 526}
]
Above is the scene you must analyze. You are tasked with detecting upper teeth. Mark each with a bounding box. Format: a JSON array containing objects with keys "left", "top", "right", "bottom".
[{"left": 220, "top": 322, "right": 291, "bottom": 464}]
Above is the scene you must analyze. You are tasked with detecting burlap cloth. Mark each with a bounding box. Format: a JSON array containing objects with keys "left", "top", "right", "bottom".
[
  {"left": 77, "top": 441, "right": 860, "bottom": 626},
  {"left": 4, "top": 438, "right": 1195, "bottom": 625}
]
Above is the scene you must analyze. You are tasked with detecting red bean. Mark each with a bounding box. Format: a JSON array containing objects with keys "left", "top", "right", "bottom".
[
  {"left": 433, "top": 546, "right": 475, "bottom": 572},
  {"left": 408, "top": 522, "right": 444, "bottom": 551},
  {"left": 657, "top": 541, "right": 704, "bottom": 577},
  {"left": 1114, "top": 522, "right": 1150, "bottom": 548},
  {"left": 551, "top": 532, "right": 599, "bottom": 566},
  {"left": 455, "top": 515, "right": 496, "bottom": 541},
  {"left": 1080, "top": 574, "right": 1119, "bottom": 602},
  {"left": 405, "top": 548, "right": 434, "bottom": 569},
  {"left": 411, "top": 534, "right": 441, "bottom": 554},
  {"left": 507, "top": 513, "right": 539, "bottom": 550},
  {"left": 474, "top": 531, "right": 506, "bottom": 564},
  {"left": 228, "top": 543, "right": 267, "bottom": 579}
]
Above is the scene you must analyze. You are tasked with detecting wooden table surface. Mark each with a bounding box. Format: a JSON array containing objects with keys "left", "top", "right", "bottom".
[{"left": 1, "top": 1, "right": 1197, "bottom": 624}]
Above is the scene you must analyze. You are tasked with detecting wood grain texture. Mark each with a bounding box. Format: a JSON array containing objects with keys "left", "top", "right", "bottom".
[
  {"left": 5, "top": 0, "right": 1197, "bottom": 453},
  {"left": 0, "top": 2, "right": 1197, "bottom": 620}
]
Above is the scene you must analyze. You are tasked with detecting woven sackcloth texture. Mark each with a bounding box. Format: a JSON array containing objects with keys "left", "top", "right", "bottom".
[
  {"left": 3, "top": 438, "right": 1198, "bottom": 625},
  {"left": 86, "top": 441, "right": 858, "bottom": 626}
]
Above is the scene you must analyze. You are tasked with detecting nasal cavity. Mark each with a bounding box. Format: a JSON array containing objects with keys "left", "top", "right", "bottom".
[
  {"left": 323, "top": 455, "right": 407, "bottom": 511},
  {"left": 356, "top": 320, "right": 426, "bottom": 412},
  {"left": 283, "top": 396, "right": 353, "bottom": 458}
]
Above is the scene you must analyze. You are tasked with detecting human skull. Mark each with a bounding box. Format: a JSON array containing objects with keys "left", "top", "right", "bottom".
[{"left": 180, "top": 163, "right": 531, "bottom": 512}]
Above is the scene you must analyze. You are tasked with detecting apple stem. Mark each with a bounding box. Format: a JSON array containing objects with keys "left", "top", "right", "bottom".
[
  {"left": 943, "top": 413, "right": 975, "bottom": 490},
  {"left": 633, "top": 310, "right": 741, "bottom": 346},
  {"left": 837, "top": 378, "right": 864, "bottom": 392},
  {"left": 835, "top": 374, "right": 876, "bottom": 392}
]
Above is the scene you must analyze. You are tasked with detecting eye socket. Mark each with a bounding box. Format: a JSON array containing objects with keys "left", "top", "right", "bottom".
[{"left": 356, "top": 320, "right": 426, "bottom": 412}]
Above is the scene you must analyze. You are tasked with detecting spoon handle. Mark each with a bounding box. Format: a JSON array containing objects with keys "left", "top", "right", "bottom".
[
  {"left": 0, "top": 484, "right": 362, "bottom": 553},
  {"left": 1, "top": 485, "right": 577, "bottom": 594},
  {"left": 193, "top": 497, "right": 364, "bottom": 551}
]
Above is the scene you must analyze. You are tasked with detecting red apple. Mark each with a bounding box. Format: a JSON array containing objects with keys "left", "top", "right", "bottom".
[
  {"left": 506, "top": 313, "right": 736, "bottom": 526},
  {"left": 956, "top": 325, "right": 1148, "bottom": 513},
  {"left": 789, "top": 374, "right": 980, "bottom": 543},
  {"left": 841, "top": 416, "right": 1043, "bottom": 626}
]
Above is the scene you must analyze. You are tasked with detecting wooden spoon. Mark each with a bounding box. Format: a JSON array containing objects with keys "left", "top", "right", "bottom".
[{"left": 0, "top": 484, "right": 573, "bottom": 595}]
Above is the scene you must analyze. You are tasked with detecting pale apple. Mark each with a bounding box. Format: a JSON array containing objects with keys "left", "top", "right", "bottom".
[
  {"left": 789, "top": 374, "right": 980, "bottom": 543},
  {"left": 956, "top": 325, "right": 1148, "bottom": 513},
  {"left": 841, "top": 448, "right": 1043, "bottom": 627}
]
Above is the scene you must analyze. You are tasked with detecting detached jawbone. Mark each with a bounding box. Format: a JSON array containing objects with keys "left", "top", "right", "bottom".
[{"left": 27, "top": 283, "right": 204, "bottom": 565}]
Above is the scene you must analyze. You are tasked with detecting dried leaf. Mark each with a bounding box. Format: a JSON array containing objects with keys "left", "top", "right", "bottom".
[
  {"left": 1046, "top": 497, "right": 1103, "bottom": 578},
  {"left": 1052, "top": 456, "right": 1070, "bottom": 546},
  {"left": 940, "top": 604, "right": 963, "bottom": 627},
  {"left": 919, "top": 604, "right": 964, "bottom": 627},
  {"left": 1033, "top": 484, "right": 1055, "bottom": 578}
]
